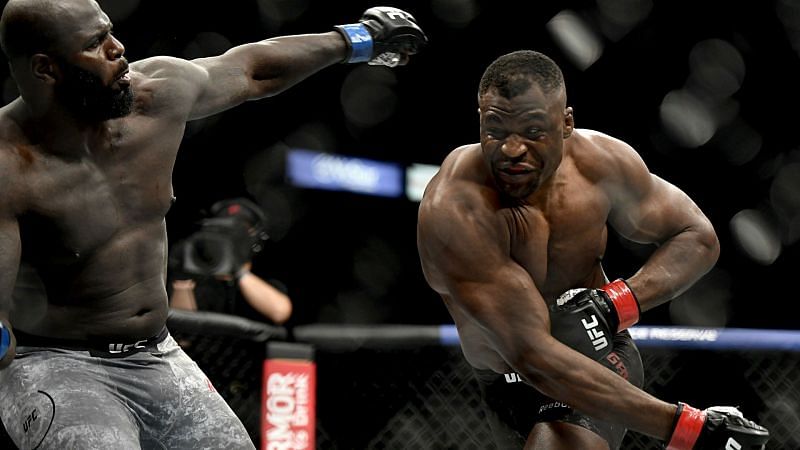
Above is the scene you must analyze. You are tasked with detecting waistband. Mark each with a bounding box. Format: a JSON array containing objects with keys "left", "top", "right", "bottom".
[{"left": 14, "top": 326, "right": 170, "bottom": 356}]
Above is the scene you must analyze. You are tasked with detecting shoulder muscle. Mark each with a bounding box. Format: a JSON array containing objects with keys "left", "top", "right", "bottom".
[
  {"left": 130, "top": 56, "right": 209, "bottom": 118},
  {"left": 418, "top": 177, "right": 509, "bottom": 290}
]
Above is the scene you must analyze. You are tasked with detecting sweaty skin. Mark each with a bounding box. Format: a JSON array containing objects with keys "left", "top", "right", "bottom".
[
  {"left": 0, "top": 0, "right": 347, "bottom": 348},
  {"left": 417, "top": 83, "right": 719, "bottom": 445}
]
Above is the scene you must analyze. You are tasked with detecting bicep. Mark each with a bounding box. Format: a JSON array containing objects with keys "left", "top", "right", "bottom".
[
  {"left": 132, "top": 55, "right": 251, "bottom": 121},
  {"left": 607, "top": 149, "right": 711, "bottom": 245},
  {"left": 418, "top": 203, "right": 552, "bottom": 363},
  {"left": 188, "top": 52, "right": 253, "bottom": 120}
]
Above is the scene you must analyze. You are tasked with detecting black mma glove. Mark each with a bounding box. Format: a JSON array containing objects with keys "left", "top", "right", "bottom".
[
  {"left": 334, "top": 7, "right": 427, "bottom": 67},
  {"left": 549, "top": 279, "right": 640, "bottom": 359},
  {"left": 666, "top": 403, "right": 770, "bottom": 449}
]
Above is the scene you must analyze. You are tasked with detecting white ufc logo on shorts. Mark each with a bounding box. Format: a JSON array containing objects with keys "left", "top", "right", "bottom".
[
  {"left": 504, "top": 372, "right": 522, "bottom": 383},
  {"left": 725, "top": 438, "right": 742, "bottom": 450}
]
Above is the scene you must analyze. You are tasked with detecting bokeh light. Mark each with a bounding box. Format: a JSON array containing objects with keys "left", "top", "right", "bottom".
[
  {"left": 669, "top": 269, "right": 732, "bottom": 327},
  {"left": 659, "top": 89, "right": 716, "bottom": 148},
  {"left": 340, "top": 66, "right": 398, "bottom": 129},
  {"left": 547, "top": 10, "right": 604, "bottom": 71},
  {"left": 431, "top": 0, "right": 479, "bottom": 29},
  {"left": 730, "top": 209, "right": 781, "bottom": 265}
]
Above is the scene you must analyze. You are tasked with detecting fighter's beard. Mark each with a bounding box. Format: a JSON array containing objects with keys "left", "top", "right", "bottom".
[{"left": 55, "top": 63, "right": 134, "bottom": 122}]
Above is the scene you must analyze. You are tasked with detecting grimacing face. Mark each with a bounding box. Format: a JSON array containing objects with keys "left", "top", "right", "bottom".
[{"left": 478, "top": 83, "right": 573, "bottom": 199}]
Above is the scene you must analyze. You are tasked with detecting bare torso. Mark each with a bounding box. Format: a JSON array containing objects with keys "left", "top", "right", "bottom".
[
  {"left": 0, "top": 30, "right": 352, "bottom": 344},
  {"left": 420, "top": 130, "right": 613, "bottom": 372},
  {"left": 2, "top": 71, "right": 189, "bottom": 340}
]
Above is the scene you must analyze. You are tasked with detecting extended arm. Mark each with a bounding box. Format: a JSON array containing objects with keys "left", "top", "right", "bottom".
[
  {"left": 131, "top": 7, "right": 426, "bottom": 121},
  {"left": 185, "top": 32, "right": 348, "bottom": 119}
]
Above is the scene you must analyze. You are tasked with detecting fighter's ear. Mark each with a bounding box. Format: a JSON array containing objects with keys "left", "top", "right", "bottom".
[
  {"left": 30, "top": 53, "right": 59, "bottom": 83},
  {"left": 563, "top": 106, "right": 574, "bottom": 138}
]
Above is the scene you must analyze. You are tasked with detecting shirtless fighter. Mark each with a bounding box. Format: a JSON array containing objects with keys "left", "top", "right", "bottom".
[
  {"left": 0, "top": 1, "right": 426, "bottom": 448},
  {"left": 417, "top": 50, "right": 768, "bottom": 449}
]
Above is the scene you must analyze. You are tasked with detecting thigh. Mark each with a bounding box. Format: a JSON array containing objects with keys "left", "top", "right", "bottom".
[
  {"left": 150, "top": 337, "right": 255, "bottom": 450},
  {"left": 532, "top": 331, "right": 644, "bottom": 450},
  {"left": 526, "top": 422, "right": 610, "bottom": 450},
  {"left": 475, "top": 332, "right": 644, "bottom": 450},
  {"left": 0, "top": 348, "right": 140, "bottom": 450},
  {"left": 473, "top": 368, "right": 540, "bottom": 449}
]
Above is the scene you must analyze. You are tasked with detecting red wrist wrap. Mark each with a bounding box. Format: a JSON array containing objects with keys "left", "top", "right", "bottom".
[
  {"left": 603, "top": 279, "right": 640, "bottom": 331},
  {"left": 667, "top": 403, "right": 706, "bottom": 450}
]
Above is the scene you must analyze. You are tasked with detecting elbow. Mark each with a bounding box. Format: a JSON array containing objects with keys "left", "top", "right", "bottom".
[
  {"left": 250, "top": 75, "right": 291, "bottom": 99},
  {"left": 707, "top": 232, "right": 721, "bottom": 267},
  {"left": 697, "top": 219, "right": 721, "bottom": 268},
  {"left": 229, "top": 42, "right": 289, "bottom": 99},
  {"left": 246, "top": 77, "right": 287, "bottom": 100},
  {"left": 271, "top": 299, "right": 293, "bottom": 325},
  {"left": 246, "top": 45, "right": 308, "bottom": 99}
]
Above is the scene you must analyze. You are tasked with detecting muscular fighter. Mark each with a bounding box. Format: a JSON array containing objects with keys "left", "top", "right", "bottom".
[
  {"left": 0, "top": 0, "right": 426, "bottom": 448},
  {"left": 417, "top": 50, "right": 769, "bottom": 449}
]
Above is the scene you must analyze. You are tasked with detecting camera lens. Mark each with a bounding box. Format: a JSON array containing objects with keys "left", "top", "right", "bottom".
[{"left": 190, "top": 236, "right": 227, "bottom": 270}]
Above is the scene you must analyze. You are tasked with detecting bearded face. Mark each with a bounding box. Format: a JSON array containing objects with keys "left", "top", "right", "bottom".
[{"left": 54, "top": 59, "right": 133, "bottom": 121}]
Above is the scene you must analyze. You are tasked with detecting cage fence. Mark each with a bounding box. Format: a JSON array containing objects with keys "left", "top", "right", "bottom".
[{"left": 166, "top": 315, "right": 799, "bottom": 450}]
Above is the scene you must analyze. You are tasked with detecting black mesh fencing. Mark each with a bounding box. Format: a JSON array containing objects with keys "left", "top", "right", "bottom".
[
  {"left": 167, "top": 320, "right": 798, "bottom": 450},
  {"left": 311, "top": 347, "right": 797, "bottom": 450},
  {"left": 4, "top": 314, "right": 793, "bottom": 450}
]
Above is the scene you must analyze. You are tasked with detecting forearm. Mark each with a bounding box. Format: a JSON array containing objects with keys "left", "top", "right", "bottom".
[
  {"left": 515, "top": 339, "right": 676, "bottom": 439},
  {"left": 627, "top": 225, "right": 719, "bottom": 312},
  {"left": 488, "top": 300, "right": 675, "bottom": 438},
  {"left": 0, "top": 301, "right": 10, "bottom": 323},
  {"left": 0, "top": 295, "right": 16, "bottom": 370},
  {"left": 0, "top": 219, "right": 20, "bottom": 360},
  {"left": 230, "top": 32, "right": 346, "bottom": 99},
  {"left": 238, "top": 273, "right": 292, "bottom": 324},
  {"left": 170, "top": 280, "right": 198, "bottom": 311}
]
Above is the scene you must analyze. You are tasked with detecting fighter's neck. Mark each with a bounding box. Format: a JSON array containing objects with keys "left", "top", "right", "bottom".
[{"left": 15, "top": 99, "right": 116, "bottom": 158}]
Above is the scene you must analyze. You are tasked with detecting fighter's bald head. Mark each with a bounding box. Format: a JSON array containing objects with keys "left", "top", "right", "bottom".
[{"left": 0, "top": 0, "right": 102, "bottom": 61}]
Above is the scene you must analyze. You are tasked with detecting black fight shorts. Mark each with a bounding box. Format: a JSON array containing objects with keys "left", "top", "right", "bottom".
[{"left": 473, "top": 330, "right": 644, "bottom": 450}]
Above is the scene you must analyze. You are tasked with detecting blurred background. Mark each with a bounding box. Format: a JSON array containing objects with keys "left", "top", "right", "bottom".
[{"left": 4, "top": 0, "right": 799, "bottom": 330}]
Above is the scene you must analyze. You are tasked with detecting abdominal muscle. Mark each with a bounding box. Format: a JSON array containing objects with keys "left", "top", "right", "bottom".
[
  {"left": 15, "top": 274, "right": 169, "bottom": 341},
  {"left": 13, "top": 225, "right": 170, "bottom": 341}
]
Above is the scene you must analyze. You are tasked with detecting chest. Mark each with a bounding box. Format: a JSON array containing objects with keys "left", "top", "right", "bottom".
[
  {"left": 19, "top": 119, "right": 179, "bottom": 260},
  {"left": 508, "top": 177, "right": 610, "bottom": 297}
]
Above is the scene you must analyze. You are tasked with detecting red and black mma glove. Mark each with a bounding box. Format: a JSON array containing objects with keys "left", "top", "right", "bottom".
[
  {"left": 667, "top": 403, "right": 770, "bottom": 449},
  {"left": 549, "top": 279, "right": 640, "bottom": 359},
  {"left": 334, "top": 7, "right": 428, "bottom": 67}
]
